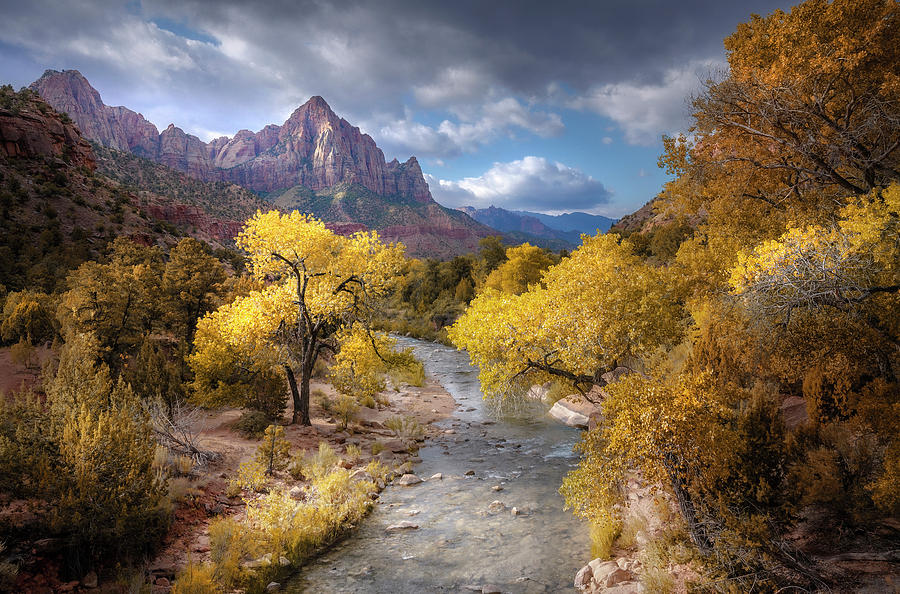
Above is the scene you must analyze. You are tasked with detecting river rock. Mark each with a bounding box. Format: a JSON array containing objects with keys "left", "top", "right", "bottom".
[
  {"left": 430, "top": 473, "right": 443, "bottom": 480},
  {"left": 487, "top": 500, "right": 505, "bottom": 513},
  {"left": 481, "top": 585, "right": 502, "bottom": 594},
  {"left": 245, "top": 553, "right": 273, "bottom": 568},
  {"left": 574, "top": 564, "right": 593, "bottom": 591},
  {"left": 397, "top": 473, "right": 422, "bottom": 486},
  {"left": 548, "top": 399, "right": 591, "bottom": 428},
  {"left": 585, "top": 559, "right": 633, "bottom": 588},
  {"left": 465, "top": 469, "right": 475, "bottom": 476},
  {"left": 604, "top": 567, "right": 633, "bottom": 587},
  {"left": 492, "top": 485, "right": 503, "bottom": 491},
  {"left": 266, "top": 582, "right": 281, "bottom": 592},
  {"left": 385, "top": 521, "right": 419, "bottom": 533}
]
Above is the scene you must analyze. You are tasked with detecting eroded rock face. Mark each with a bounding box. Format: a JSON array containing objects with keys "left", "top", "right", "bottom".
[
  {"left": 32, "top": 71, "right": 433, "bottom": 203},
  {"left": 0, "top": 103, "right": 95, "bottom": 169}
]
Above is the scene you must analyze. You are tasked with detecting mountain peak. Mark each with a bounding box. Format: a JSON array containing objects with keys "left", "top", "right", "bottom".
[
  {"left": 305, "top": 95, "right": 330, "bottom": 109},
  {"left": 31, "top": 71, "right": 434, "bottom": 202}
]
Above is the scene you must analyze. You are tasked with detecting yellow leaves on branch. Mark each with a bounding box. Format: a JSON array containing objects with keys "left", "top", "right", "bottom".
[
  {"left": 448, "top": 233, "right": 683, "bottom": 398},
  {"left": 730, "top": 185, "right": 900, "bottom": 319},
  {"left": 561, "top": 372, "right": 738, "bottom": 522},
  {"left": 236, "top": 210, "right": 406, "bottom": 315}
]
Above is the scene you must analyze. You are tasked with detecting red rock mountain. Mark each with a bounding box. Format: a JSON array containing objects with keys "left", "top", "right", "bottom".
[
  {"left": 0, "top": 93, "right": 94, "bottom": 169},
  {"left": 29, "top": 69, "right": 493, "bottom": 257},
  {"left": 30, "top": 69, "right": 431, "bottom": 200}
]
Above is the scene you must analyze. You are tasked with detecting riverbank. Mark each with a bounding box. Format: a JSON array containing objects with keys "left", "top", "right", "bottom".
[{"left": 145, "top": 374, "right": 457, "bottom": 589}]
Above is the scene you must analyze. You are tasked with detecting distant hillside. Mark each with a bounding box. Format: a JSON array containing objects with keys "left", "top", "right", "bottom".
[
  {"left": 0, "top": 86, "right": 246, "bottom": 292},
  {"left": 517, "top": 210, "right": 615, "bottom": 235},
  {"left": 93, "top": 143, "right": 270, "bottom": 239},
  {"left": 458, "top": 205, "right": 615, "bottom": 250},
  {"left": 271, "top": 183, "right": 495, "bottom": 259}
]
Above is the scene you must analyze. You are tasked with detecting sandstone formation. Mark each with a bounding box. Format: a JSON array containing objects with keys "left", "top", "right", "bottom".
[
  {"left": 31, "top": 70, "right": 431, "bottom": 201},
  {"left": 0, "top": 102, "right": 94, "bottom": 169}
]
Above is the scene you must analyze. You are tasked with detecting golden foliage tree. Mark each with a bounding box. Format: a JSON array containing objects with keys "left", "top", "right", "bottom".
[
  {"left": 449, "top": 233, "right": 683, "bottom": 399},
  {"left": 191, "top": 211, "right": 405, "bottom": 424},
  {"left": 483, "top": 242, "right": 554, "bottom": 295}
]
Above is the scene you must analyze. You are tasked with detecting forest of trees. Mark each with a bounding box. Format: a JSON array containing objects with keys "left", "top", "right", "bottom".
[{"left": 451, "top": 0, "right": 899, "bottom": 588}]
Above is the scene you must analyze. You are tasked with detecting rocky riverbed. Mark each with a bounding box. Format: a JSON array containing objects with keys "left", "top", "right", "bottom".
[{"left": 288, "top": 338, "right": 593, "bottom": 593}]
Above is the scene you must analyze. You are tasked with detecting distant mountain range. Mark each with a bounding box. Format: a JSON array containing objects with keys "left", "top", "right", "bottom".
[
  {"left": 29, "top": 69, "right": 494, "bottom": 257},
  {"left": 458, "top": 206, "right": 616, "bottom": 249}
]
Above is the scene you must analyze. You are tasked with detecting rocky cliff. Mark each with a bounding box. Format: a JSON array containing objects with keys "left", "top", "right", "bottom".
[
  {"left": 0, "top": 88, "right": 94, "bottom": 169},
  {"left": 30, "top": 70, "right": 431, "bottom": 202},
  {"left": 30, "top": 69, "right": 493, "bottom": 257}
]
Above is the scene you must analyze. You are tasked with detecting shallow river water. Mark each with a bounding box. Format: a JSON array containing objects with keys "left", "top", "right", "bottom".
[{"left": 288, "top": 338, "right": 590, "bottom": 593}]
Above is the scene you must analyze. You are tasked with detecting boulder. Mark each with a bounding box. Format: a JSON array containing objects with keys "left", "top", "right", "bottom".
[
  {"left": 396, "top": 473, "right": 422, "bottom": 486},
  {"left": 81, "top": 572, "right": 98, "bottom": 589},
  {"left": 383, "top": 439, "right": 407, "bottom": 453},
  {"left": 266, "top": 582, "right": 281, "bottom": 592},
  {"left": 548, "top": 400, "right": 590, "bottom": 429},
  {"left": 574, "top": 564, "right": 593, "bottom": 591},
  {"left": 604, "top": 567, "right": 633, "bottom": 587},
  {"left": 587, "top": 560, "right": 620, "bottom": 584},
  {"left": 288, "top": 486, "right": 303, "bottom": 500}
]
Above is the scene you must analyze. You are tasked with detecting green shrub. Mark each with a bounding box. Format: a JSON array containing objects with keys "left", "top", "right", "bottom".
[
  {"left": 233, "top": 410, "right": 270, "bottom": 438},
  {"left": 333, "top": 394, "right": 358, "bottom": 430},
  {"left": 254, "top": 425, "right": 292, "bottom": 475}
]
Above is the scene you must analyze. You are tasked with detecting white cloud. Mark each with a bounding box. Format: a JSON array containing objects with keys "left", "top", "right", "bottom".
[
  {"left": 428, "top": 156, "right": 611, "bottom": 212},
  {"left": 569, "top": 60, "right": 723, "bottom": 145},
  {"left": 601, "top": 136, "right": 613, "bottom": 144},
  {"left": 374, "top": 97, "right": 563, "bottom": 158}
]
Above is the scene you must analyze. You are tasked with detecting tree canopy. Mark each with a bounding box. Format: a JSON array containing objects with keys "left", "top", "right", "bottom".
[{"left": 191, "top": 211, "right": 405, "bottom": 424}]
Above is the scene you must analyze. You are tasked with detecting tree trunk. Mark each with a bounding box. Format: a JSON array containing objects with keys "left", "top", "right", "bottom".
[
  {"left": 663, "top": 452, "right": 712, "bottom": 553},
  {"left": 298, "top": 362, "right": 312, "bottom": 426},
  {"left": 284, "top": 365, "right": 305, "bottom": 425}
]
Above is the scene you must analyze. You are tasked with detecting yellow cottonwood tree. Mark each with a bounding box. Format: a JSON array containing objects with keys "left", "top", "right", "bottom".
[
  {"left": 449, "top": 233, "right": 683, "bottom": 399},
  {"left": 192, "top": 211, "right": 405, "bottom": 424},
  {"left": 483, "top": 242, "right": 554, "bottom": 295}
]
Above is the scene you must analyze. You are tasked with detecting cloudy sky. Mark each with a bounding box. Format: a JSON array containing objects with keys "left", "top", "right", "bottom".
[{"left": 0, "top": 0, "right": 790, "bottom": 217}]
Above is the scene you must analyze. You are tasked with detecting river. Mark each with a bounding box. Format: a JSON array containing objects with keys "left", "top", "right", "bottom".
[{"left": 288, "top": 337, "right": 590, "bottom": 593}]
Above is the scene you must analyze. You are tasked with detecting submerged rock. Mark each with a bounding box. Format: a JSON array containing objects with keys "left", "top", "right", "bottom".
[
  {"left": 385, "top": 521, "right": 419, "bottom": 533},
  {"left": 397, "top": 473, "right": 422, "bottom": 486}
]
